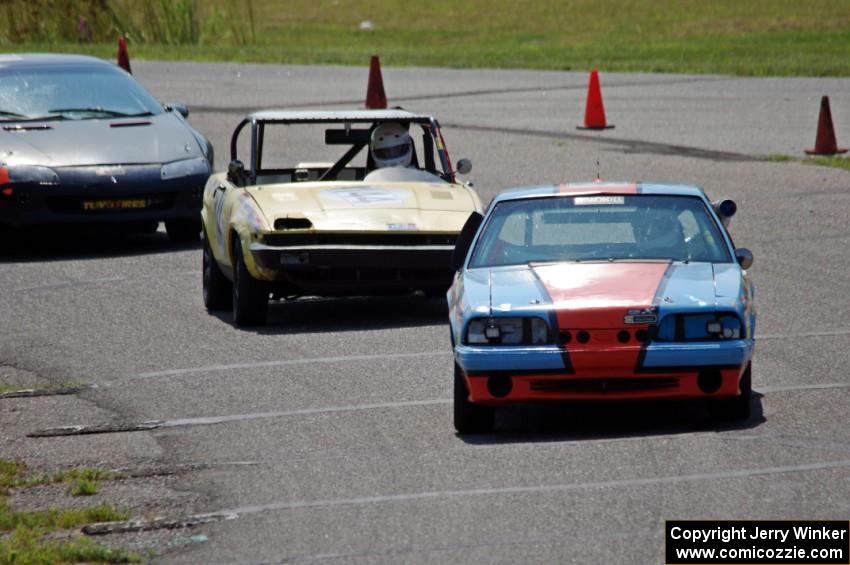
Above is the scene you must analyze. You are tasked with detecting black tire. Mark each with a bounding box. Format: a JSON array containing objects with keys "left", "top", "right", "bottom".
[
  {"left": 713, "top": 364, "right": 752, "bottom": 421},
  {"left": 202, "top": 234, "right": 231, "bottom": 311},
  {"left": 454, "top": 363, "right": 495, "bottom": 434},
  {"left": 165, "top": 218, "right": 201, "bottom": 243},
  {"left": 232, "top": 239, "right": 268, "bottom": 327}
]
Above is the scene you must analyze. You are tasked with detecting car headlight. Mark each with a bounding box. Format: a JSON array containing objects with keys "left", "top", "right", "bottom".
[
  {"left": 0, "top": 164, "right": 60, "bottom": 187},
  {"left": 160, "top": 157, "right": 209, "bottom": 180},
  {"left": 655, "top": 313, "right": 742, "bottom": 341},
  {"left": 466, "top": 317, "right": 551, "bottom": 345}
]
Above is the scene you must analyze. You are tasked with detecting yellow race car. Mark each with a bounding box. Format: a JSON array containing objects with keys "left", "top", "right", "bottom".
[{"left": 201, "top": 109, "right": 483, "bottom": 326}]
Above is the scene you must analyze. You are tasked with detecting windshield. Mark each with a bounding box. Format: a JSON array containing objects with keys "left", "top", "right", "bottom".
[
  {"left": 0, "top": 64, "right": 164, "bottom": 120},
  {"left": 468, "top": 194, "right": 732, "bottom": 268}
]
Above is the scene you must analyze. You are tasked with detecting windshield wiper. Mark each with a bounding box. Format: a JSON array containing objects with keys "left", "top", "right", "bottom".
[
  {"left": 47, "top": 107, "right": 153, "bottom": 118},
  {"left": 0, "top": 110, "right": 69, "bottom": 122}
]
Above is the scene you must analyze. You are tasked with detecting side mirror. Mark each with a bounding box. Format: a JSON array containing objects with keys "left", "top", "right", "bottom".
[
  {"left": 451, "top": 211, "right": 484, "bottom": 271},
  {"left": 165, "top": 103, "right": 190, "bottom": 118},
  {"left": 735, "top": 248, "right": 753, "bottom": 270},
  {"left": 227, "top": 159, "right": 245, "bottom": 183},
  {"left": 456, "top": 158, "right": 472, "bottom": 175}
]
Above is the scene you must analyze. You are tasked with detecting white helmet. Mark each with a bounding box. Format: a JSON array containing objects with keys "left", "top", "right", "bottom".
[
  {"left": 371, "top": 123, "right": 412, "bottom": 168},
  {"left": 640, "top": 213, "right": 685, "bottom": 256}
]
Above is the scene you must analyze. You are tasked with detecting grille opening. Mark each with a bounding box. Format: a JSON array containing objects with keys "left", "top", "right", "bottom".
[
  {"left": 560, "top": 331, "right": 572, "bottom": 344},
  {"left": 635, "top": 329, "right": 649, "bottom": 343},
  {"left": 617, "top": 330, "right": 631, "bottom": 343},
  {"left": 576, "top": 331, "right": 590, "bottom": 344},
  {"left": 275, "top": 218, "right": 313, "bottom": 230},
  {"left": 530, "top": 377, "right": 678, "bottom": 393},
  {"left": 263, "top": 233, "right": 457, "bottom": 247}
]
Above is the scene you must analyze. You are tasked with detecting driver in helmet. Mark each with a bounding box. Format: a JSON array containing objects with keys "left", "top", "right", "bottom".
[
  {"left": 370, "top": 123, "right": 413, "bottom": 169},
  {"left": 637, "top": 212, "right": 688, "bottom": 259}
]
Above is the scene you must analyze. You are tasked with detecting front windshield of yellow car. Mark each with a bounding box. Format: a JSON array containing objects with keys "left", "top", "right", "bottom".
[
  {"left": 0, "top": 64, "right": 164, "bottom": 120},
  {"left": 468, "top": 194, "right": 732, "bottom": 268}
]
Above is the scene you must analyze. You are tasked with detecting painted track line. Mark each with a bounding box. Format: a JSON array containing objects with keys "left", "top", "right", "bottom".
[
  {"left": 122, "top": 350, "right": 450, "bottom": 381},
  {"left": 159, "top": 399, "right": 451, "bottom": 428},
  {"left": 207, "top": 458, "right": 850, "bottom": 517}
]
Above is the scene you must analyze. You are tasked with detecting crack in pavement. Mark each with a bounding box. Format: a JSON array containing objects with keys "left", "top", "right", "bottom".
[{"left": 188, "top": 75, "right": 729, "bottom": 116}]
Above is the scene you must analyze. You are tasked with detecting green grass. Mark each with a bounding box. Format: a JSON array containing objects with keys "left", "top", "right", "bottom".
[
  {"left": 2, "top": 0, "right": 850, "bottom": 75},
  {"left": 0, "top": 381, "right": 85, "bottom": 395},
  {"left": 765, "top": 154, "right": 796, "bottom": 162},
  {"left": 0, "top": 463, "right": 124, "bottom": 492},
  {"left": 68, "top": 479, "right": 99, "bottom": 497},
  {"left": 804, "top": 156, "right": 850, "bottom": 171},
  {"left": 0, "top": 503, "right": 127, "bottom": 532},
  {"left": 0, "top": 460, "right": 137, "bottom": 563},
  {"left": 0, "top": 527, "right": 140, "bottom": 564}
]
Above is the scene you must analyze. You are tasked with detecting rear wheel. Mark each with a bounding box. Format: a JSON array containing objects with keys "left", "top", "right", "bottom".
[
  {"left": 202, "top": 234, "right": 231, "bottom": 311},
  {"left": 454, "top": 363, "right": 494, "bottom": 434},
  {"left": 166, "top": 218, "right": 200, "bottom": 243},
  {"left": 232, "top": 239, "right": 268, "bottom": 327},
  {"left": 712, "top": 364, "right": 752, "bottom": 421}
]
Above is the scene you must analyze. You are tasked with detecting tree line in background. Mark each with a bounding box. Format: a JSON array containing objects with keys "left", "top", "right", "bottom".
[{"left": 0, "top": 0, "right": 256, "bottom": 45}]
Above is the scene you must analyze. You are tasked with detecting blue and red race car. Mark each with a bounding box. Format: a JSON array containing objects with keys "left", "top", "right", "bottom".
[{"left": 448, "top": 182, "right": 755, "bottom": 433}]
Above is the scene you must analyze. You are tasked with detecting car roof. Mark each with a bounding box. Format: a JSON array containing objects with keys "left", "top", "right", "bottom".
[
  {"left": 246, "top": 109, "right": 435, "bottom": 124},
  {"left": 493, "top": 182, "right": 706, "bottom": 204},
  {"left": 0, "top": 54, "right": 113, "bottom": 70}
]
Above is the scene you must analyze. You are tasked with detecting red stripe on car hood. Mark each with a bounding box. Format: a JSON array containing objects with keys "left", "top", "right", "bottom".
[
  {"left": 532, "top": 262, "right": 669, "bottom": 329},
  {"left": 533, "top": 261, "right": 670, "bottom": 376}
]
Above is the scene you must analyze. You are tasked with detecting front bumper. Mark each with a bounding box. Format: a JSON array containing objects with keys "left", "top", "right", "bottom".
[
  {"left": 455, "top": 340, "right": 754, "bottom": 404},
  {"left": 0, "top": 164, "right": 207, "bottom": 226},
  {"left": 248, "top": 237, "right": 456, "bottom": 293}
]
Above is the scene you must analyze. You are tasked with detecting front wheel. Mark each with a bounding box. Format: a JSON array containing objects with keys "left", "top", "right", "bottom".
[
  {"left": 454, "top": 363, "right": 494, "bottom": 434},
  {"left": 166, "top": 218, "right": 201, "bottom": 243},
  {"left": 232, "top": 239, "right": 268, "bottom": 327},
  {"left": 202, "top": 234, "right": 231, "bottom": 311}
]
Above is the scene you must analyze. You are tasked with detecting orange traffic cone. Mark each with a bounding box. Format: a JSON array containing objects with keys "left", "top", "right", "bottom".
[
  {"left": 117, "top": 36, "right": 131, "bottom": 74},
  {"left": 805, "top": 96, "right": 847, "bottom": 155},
  {"left": 577, "top": 69, "right": 613, "bottom": 130},
  {"left": 365, "top": 55, "right": 387, "bottom": 109}
]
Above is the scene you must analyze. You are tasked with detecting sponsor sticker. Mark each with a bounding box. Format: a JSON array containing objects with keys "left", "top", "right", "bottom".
[
  {"left": 95, "top": 166, "right": 126, "bottom": 176},
  {"left": 320, "top": 186, "right": 412, "bottom": 207},
  {"left": 387, "top": 223, "right": 418, "bottom": 231},
  {"left": 574, "top": 196, "right": 625, "bottom": 206},
  {"left": 624, "top": 307, "right": 658, "bottom": 324}
]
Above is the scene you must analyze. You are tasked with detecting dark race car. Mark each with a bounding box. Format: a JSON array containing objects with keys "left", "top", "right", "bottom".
[{"left": 0, "top": 54, "right": 213, "bottom": 242}]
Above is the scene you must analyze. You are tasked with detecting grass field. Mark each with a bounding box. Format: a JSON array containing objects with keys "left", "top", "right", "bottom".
[{"left": 2, "top": 0, "right": 850, "bottom": 75}]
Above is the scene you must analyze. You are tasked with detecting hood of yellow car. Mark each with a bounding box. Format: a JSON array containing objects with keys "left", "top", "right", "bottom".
[{"left": 246, "top": 181, "right": 478, "bottom": 232}]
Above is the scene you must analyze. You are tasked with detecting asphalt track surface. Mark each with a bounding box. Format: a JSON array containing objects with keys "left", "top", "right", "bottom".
[{"left": 2, "top": 62, "right": 850, "bottom": 563}]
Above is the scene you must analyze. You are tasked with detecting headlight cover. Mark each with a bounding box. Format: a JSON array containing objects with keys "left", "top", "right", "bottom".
[
  {"left": 0, "top": 165, "right": 60, "bottom": 186},
  {"left": 466, "top": 317, "right": 552, "bottom": 345},
  {"left": 655, "top": 312, "right": 742, "bottom": 342},
  {"left": 160, "top": 156, "right": 209, "bottom": 180}
]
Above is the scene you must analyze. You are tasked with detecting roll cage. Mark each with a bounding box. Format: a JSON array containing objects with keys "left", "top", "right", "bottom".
[{"left": 228, "top": 109, "right": 456, "bottom": 185}]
